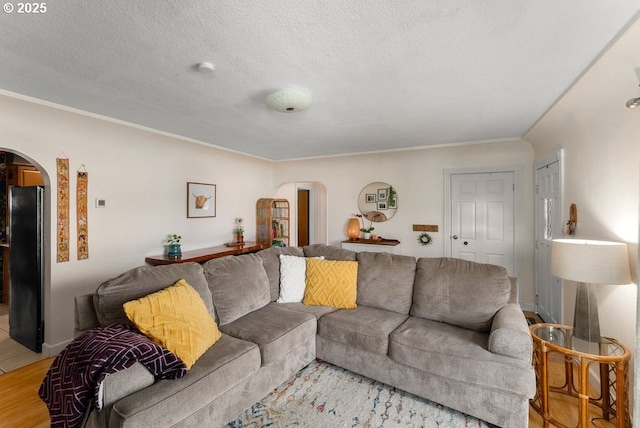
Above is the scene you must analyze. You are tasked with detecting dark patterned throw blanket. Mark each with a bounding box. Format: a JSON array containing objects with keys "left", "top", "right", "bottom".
[{"left": 39, "top": 324, "right": 187, "bottom": 428}]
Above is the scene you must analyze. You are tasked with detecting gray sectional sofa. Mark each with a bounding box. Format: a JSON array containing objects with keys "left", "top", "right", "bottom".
[{"left": 74, "top": 244, "right": 535, "bottom": 428}]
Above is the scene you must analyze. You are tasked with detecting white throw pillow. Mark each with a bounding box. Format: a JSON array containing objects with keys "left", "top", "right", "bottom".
[{"left": 277, "top": 255, "right": 323, "bottom": 303}]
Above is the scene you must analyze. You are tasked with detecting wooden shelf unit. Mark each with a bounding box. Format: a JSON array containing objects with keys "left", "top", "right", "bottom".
[{"left": 256, "top": 198, "right": 290, "bottom": 247}]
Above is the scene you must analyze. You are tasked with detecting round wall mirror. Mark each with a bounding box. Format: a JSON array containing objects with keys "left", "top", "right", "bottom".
[{"left": 357, "top": 182, "right": 398, "bottom": 222}]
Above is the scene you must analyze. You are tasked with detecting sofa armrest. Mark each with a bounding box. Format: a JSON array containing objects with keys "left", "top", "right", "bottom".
[
  {"left": 87, "top": 362, "right": 155, "bottom": 428},
  {"left": 488, "top": 303, "right": 532, "bottom": 362},
  {"left": 75, "top": 294, "right": 100, "bottom": 336}
]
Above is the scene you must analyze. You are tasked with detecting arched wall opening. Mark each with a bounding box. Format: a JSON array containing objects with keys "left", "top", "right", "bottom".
[{"left": 275, "top": 181, "right": 328, "bottom": 246}]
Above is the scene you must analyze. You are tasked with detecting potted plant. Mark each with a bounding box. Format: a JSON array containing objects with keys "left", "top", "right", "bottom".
[
  {"left": 233, "top": 218, "right": 244, "bottom": 243},
  {"left": 354, "top": 213, "right": 375, "bottom": 239},
  {"left": 361, "top": 224, "right": 375, "bottom": 240},
  {"left": 166, "top": 233, "right": 182, "bottom": 258}
]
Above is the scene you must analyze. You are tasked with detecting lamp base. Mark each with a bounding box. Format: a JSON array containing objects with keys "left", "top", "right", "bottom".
[{"left": 573, "top": 282, "right": 601, "bottom": 343}]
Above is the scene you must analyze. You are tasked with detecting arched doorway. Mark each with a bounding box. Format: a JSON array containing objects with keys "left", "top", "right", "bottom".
[{"left": 276, "top": 181, "right": 328, "bottom": 246}]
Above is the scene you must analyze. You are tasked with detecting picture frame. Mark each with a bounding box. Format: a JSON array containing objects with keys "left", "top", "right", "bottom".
[
  {"left": 388, "top": 196, "right": 397, "bottom": 209},
  {"left": 366, "top": 193, "right": 376, "bottom": 203},
  {"left": 377, "top": 201, "right": 388, "bottom": 210},
  {"left": 187, "top": 182, "right": 216, "bottom": 218},
  {"left": 378, "top": 188, "right": 388, "bottom": 201}
]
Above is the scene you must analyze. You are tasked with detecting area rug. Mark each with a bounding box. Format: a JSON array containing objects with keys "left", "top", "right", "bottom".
[{"left": 225, "top": 359, "right": 491, "bottom": 427}]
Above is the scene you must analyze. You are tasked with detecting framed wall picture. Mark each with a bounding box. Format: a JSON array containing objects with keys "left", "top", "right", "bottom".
[
  {"left": 366, "top": 194, "right": 376, "bottom": 203},
  {"left": 378, "top": 188, "right": 388, "bottom": 201},
  {"left": 187, "top": 182, "right": 216, "bottom": 218},
  {"left": 377, "top": 201, "right": 388, "bottom": 210}
]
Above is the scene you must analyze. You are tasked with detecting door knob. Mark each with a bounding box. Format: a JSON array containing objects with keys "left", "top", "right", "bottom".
[
  {"left": 452, "top": 235, "right": 459, "bottom": 240},
  {"left": 463, "top": 241, "right": 468, "bottom": 245}
]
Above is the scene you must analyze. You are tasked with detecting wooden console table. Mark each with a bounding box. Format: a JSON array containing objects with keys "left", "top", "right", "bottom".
[{"left": 145, "top": 241, "right": 268, "bottom": 266}]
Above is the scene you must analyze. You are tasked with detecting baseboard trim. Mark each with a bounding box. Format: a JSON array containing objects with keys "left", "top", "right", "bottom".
[
  {"left": 520, "top": 302, "right": 535, "bottom": 312},
  {"left": 42, "top": 339, "right": 72, "bottom": 357}
]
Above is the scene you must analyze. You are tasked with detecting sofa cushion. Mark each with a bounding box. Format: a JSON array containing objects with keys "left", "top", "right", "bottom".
[
  {"left": 303, "top": 243, "right": 357, "bottom": 261},
  {"left": 276, "top": 302, "right": 339, "bottom": 319},
  {"left": 93, "top": 262, "right": 213, "bottom": 326},
  {"left": 277, "top": 255, "right": 324, "bottom": 303},
  {"left": 219, "top": 303, "right": 316, "bottom": 366},
  {"left": 318, "top": 306, "right": 408, "bottom": 355},
  {"left": 110, "top": 334, "right": 261, "bottom": 427},
  {"left": 389, "top": 316, "right": 535, "bottom": 396},
  {"left": 303, "top": 259, "right": 358, "bottom": 309},
  {"left": 123, "top": 279, "right": 221, "bottom": 369},
  {"left": 410, "top": 258, "right": 511, "bottom": 332},
  {"left": 356, "top": 252, "right": 416, "bottom": 314},
  {"left": 256, "top": 246, "right": 305, "bottom": 301},
  {"left": 203, "top": 253, "right": 271, "bottom": 326}
]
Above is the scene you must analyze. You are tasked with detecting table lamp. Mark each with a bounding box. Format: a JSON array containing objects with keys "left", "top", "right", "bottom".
[{"left": 551, "top": 239, "right": 631, "bottom": 342}]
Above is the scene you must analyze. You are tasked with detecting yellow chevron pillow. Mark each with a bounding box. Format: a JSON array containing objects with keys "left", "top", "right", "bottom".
[
  {"left": 123, "top": 279, "right": 221, "bottom": 369},
  {"left": 303, "top": 259, "right": 358, "bottom": 309}
]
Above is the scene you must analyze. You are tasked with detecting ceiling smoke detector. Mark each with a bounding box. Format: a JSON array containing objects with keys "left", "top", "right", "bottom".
[{"left": 266, "top": 88, "right": 312, "bottom": 113}]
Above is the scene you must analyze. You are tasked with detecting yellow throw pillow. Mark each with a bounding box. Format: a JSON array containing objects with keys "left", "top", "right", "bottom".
[
  {"left": 123, "top": 279, "right": 221, "bottom": 369},
  {"left": 303, "top": 259, "right": 358, "bottom": 309}
]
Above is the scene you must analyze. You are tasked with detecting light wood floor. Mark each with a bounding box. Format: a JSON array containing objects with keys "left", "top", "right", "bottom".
[
  {"left": 0, "top": 356, "right": 52, "bottom": 428},
  {"left": 0, "top": 327, "right": 622, "bottom": 428}
]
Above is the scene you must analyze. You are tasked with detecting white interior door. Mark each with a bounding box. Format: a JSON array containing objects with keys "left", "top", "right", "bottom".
[
  {"left": 535, "top": 153, "right": 563, "bottom": 323},
  {"left": 450, "top": 172, "right": 515, "bottom": 275}
]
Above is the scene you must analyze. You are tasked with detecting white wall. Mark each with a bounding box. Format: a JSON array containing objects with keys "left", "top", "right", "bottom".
[
  {"left": 3, "top": 90, "right": 535, "bottom": 353},
  {"left": 525, "top": 14, "right": 640, "bottom": 399},
  {"left": 0, "top": 92, "right": 274, "bottom": 353},
  {"left": 274, "top": 140, "right": 536, "bottom": 306}
]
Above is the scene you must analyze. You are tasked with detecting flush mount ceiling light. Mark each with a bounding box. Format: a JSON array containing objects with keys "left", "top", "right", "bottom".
[
  {"left": 197, "top": 62, "right": 215, "bottom": 73},
  {"left": 626, "top": 97, "right": 640, "bottom": 109},
  {"left": 266, "top": 88, "right": 312, "bottom": 113},
  {"left": 626, "top": 84, "right": 640, "bottom": 109}
]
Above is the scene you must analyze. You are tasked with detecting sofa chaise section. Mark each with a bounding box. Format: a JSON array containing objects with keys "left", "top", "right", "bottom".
[{"left": 108, "top": 333, "right": 260, "bottom": 427}]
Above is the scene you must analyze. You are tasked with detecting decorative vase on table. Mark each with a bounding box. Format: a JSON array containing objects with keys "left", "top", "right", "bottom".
[
  {"left": 347, "top": 218, "right": 360, "bottom": 240},
  {"left": 363, "top": 232, "right": 372, "bottom": 240},
  {"left": 236, "top": 234, "right": 244, "bottom": 244},
  {"left": 167, "top": 243, "right": 182, "bottom": 259}
]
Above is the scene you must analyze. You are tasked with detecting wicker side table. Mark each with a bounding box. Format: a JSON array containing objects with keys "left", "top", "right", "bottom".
[{"left": 530, "top": 323, "right": 630, "bottom": 428}]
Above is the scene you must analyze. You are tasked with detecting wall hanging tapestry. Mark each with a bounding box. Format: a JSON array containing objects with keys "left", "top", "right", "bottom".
[
  {"left": 77, "top": 166, "right": 89, "bottom": 260},
  {"left": 56, "top": 157, "right": 70, "bottom": 263}
]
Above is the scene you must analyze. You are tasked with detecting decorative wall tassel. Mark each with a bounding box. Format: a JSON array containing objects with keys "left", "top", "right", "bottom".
[
  {"left": 56, "top": 158, "right": 70, "bottom": 262},
  {"left": 77, "top": 166, "right": 89, "bottom": 260}
]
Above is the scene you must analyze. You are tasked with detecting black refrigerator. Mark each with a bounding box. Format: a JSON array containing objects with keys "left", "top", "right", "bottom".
[{"left": 9, "top": 185, "right": 44, "bottom": 352}]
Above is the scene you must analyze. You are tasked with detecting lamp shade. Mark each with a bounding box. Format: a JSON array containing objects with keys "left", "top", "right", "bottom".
[
  {"left": 266, "top": 88, "right": 312, "bottom": 113},
  {"left": 346, "top": 218, "right": 360, "bottom": 240},
  {"left": 551, "top": 239, "right": 631, "bottom": 285}
]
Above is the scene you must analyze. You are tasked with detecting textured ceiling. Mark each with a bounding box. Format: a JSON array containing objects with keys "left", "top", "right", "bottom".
[{"left": 1, "top": 1, "right": 639, "bottom": 160}]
